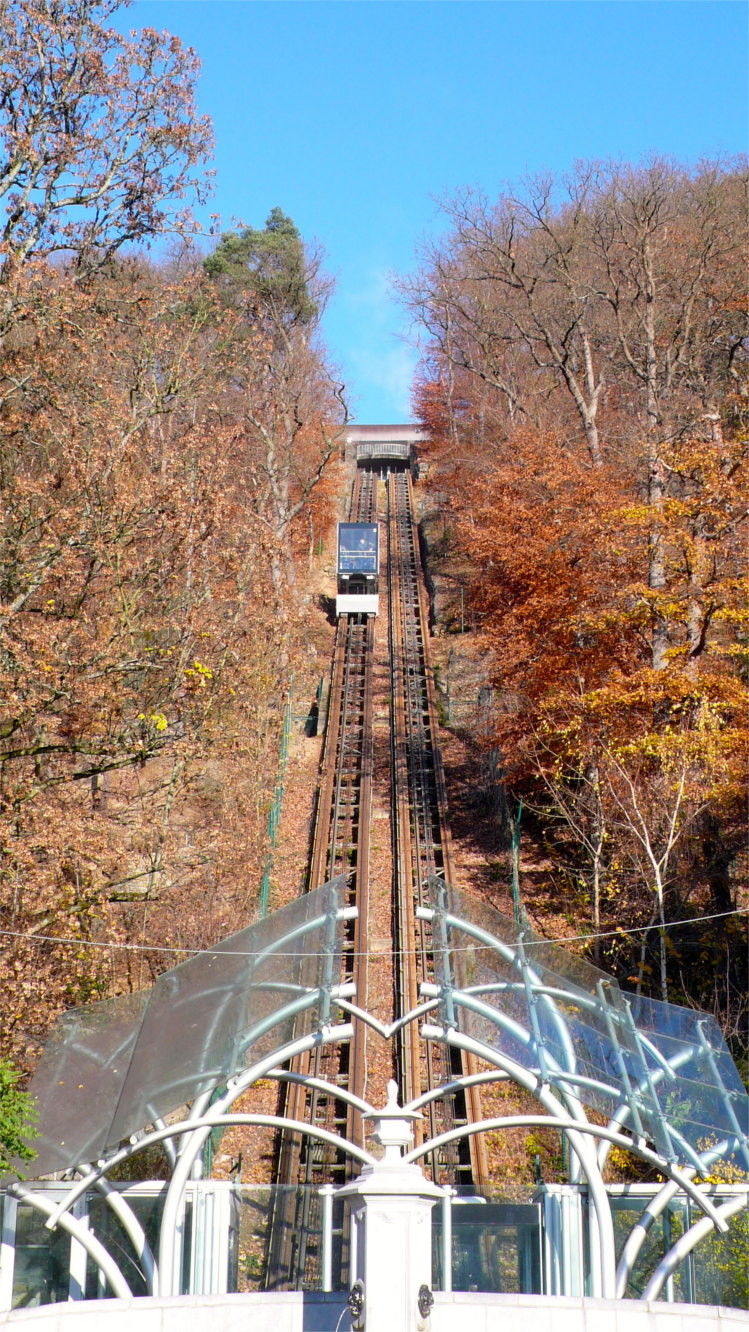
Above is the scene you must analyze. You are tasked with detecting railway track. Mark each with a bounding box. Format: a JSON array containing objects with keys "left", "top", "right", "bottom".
[
  {"left": 266, "top": 462, "right": 485, "bottom": 1288},
  {"left": 387, "top": 469, "right": 488, "bottom": 1189},
  {"left": 266, "top": 469, "right": 376, "bottom": 1287}
]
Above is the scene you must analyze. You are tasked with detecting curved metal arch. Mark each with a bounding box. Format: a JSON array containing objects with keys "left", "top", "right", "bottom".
[
  {"left": 423, "top": 879, "right": 747, "bottom": 1249},
  {"left": 429, "top": 947, "right": 682, "bottom": 1197},
  {"left": 642, "top": 1194, "right": 748, "bottom": 1302},
  {"left": 600, "top": 1044, "right": 695, "bottom": 1170},
  {"left": 453, "top": 971, "right": 691, "bottom": 1165},
  {"left": 417, "top": 1021, "right": 618, "bottom": 1297},
  {"left": 422, "top": 978, "right": 593, "bottom": 1139},
  {"left": 422, "top": 887, "right": 749, "bottom": 1174},
  {"left": 407, "top": 1068, "right": 508, "bottom": 1114},
  {"left": 457, "top": 978, "right": 682, "bottom": 1091},
  {"left": 24, "top": 881, "right": 353, "bottom": 1184},
  {"left": 45, "top": 1103, "right": 372, "bottom": 1205},
  {"left": 43, "top": 1022, "right": 355, "bottom": 1233},
  {"left": 157, "top": 1021, "right": 356, "bottom": 1295},
  {"left": 419, "top": 909, "right": 581, "bottom": 1112},
  {"left": 9, "top": 1182, "right": 133, "bottom": 1300},
  {"left": 40, "top": 1171, "right": 158, "bottom": 1293},
  {"left": 424, "top": 980, "right": 602, "bottom": 1197},
  {"left": 422, "top": 928, "right": 747, "bottom": 1301},
  {"left": 169, "top": 1112, "right": 373, "bottom": 1164},
  {"left": 404, "top": 1110, "right": 730, "bottom": 1232},
  {"left": 33, "top": 1021, "right": 363, "bottom": 1304},
  {"left": 20, "top": 875, "right": 747, "bottom": 1309},
  {"left": 153, "top": 1115, "right": 178, "bottom": 1167},
  {"left": 267, "top": 1067, "right": 374, "bottom": 1117},
  {"left": 30, "top": 1108, "right": 370, "bottom": 1304},
  {"left": 333, "top": 993, "right": 441, "bottom": 1040},
  {"left": 410, "top": 932, "right": 745, "bottom": 1305},
  {"left": 417, "top": 1024, "right": 730, "bottom": 1234},
  {"left": 91, "top": 1176, "right": 157, "bottom": 1291},
  {"left": 409, "top": 1101, "right": 746, "bottom": 1304},
  {"left": 615, "top": 1138, "right": 745, "bottom": 1297},
  {"left": 599, "top": 1041, "right": 749, "bottom": 1183}
]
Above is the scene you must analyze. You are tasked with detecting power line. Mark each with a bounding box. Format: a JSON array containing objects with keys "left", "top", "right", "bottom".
[{"left": 0, "top": 908, "right": 744, "bottom": 961}]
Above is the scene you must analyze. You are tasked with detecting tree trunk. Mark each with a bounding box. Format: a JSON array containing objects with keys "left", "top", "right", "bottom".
[
  {"left": 591, "top": 853, "right": 602, "bottom": 967},
  {"left": 701, "top": 812, "right": 734, "bottom": 914},
  {"left": 643, "top": 239, "right": 669, "bottom": 672},
  {"left": 654, "top": 868, "right": 668, "bottom": 1003}
]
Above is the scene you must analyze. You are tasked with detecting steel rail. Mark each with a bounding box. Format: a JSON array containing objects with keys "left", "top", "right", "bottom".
[
  {"left": 266, "top": 468, "right": 377, "bottom": 1288},
  {"left": 269, "top": 461, "right": 488, "bottom": 1287},
  {"left": 387, "top": 470, "right": 488, "bottom": 1191}
]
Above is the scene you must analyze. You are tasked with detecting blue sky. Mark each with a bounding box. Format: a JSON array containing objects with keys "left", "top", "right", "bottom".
[{"left": 126, "top": 1, "right": 747, "bottom": 423}]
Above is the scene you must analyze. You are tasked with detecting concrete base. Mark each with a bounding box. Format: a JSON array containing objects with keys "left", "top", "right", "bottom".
[
  {"left": 1, "top": 1293, "right": 746, "bottom": 1332},
  {"left": 432, "top": 1294, "right": 748, "bottom": 1332},
  {"left": 0, "top": 1292, "right": 346, "bottom": 1332}
]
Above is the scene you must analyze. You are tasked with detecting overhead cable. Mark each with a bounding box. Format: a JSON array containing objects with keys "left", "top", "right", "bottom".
[{"left": 0, "top": 908, "right": 744, "bottom": 961}]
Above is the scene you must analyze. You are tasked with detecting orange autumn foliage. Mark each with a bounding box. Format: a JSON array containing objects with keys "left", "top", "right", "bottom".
[
  {"left": 410, "top": 159, "right": 748, "bottom": 1023},
  {"left": 0, "top": 252, "right": 344, "bottom": 1068}
]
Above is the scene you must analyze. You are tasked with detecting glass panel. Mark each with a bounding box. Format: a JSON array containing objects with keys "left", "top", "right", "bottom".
[
  {"left": 234, "top": 1185, "right": 349, "bottom": 1292},
  {"left": 108, "top": 883, "right": 344, "bottom": 1147},
  {"left": 627, "top": 994, "right": 749, "bottom": 1170},
  {"left": 337, "top": 524, "right": 378, "bottom": 574},
  {"left": 24, "top": 880, "right": 346, "bottom": 1176},
  {"left": 432, "top": 1190, "right": 542, "bottom": 1294},
  {"left": 335, "top": 1196, "right": 353, "bottom": 1291},
  {"left": 691, "top": 1208, "right": 749, "bottom": 1309},
  {"left": 355, "top": 442, "right": 410, "bottom": 459},
  {"left": 235, "top": 1187, "right": 273, "bottom": 1291},
  {"left": 610, "top": 1194, "right": 690, "bottom": 1302},
  {"left": 609, "top": 1192, "right": 749, "bottom": 1309},
  {"left": 430, "top": 880, "right": 749, "bottom": 1174},
  {"left": 22, "top": 991, "right": 148, "bottom": 1176},
  {"left": 11, "top": 1203, "right": 71, "bottom": 1309},
  {"left": 83, "top": 1191, "right": 171, "bottom": 1298}
]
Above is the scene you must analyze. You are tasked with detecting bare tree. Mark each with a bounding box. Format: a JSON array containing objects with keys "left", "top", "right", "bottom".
[
  {"left": 585, "top": 159, "right": 747, "bottom": 667},
  {"left": 406, "top": 174, "right": 609, "bottom": 466},
  {"left": 0, "top": 0, "right": 212, "bottom": 275}
]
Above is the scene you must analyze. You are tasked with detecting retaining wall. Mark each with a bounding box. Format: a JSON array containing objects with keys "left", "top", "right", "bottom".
[{"left": 2, "top": 1292, "right": 746, "bottom": 1332}]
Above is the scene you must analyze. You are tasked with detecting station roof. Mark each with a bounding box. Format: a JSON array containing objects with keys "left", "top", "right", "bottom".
[
  {"left": 19, "top": 871, "right": 747, "bottom": 1183},
  {"left": 345, "top": 423, "right": 427, "bottom": 444},
  {"left": 430, "top": 879, "right": 749, "bottom": 1174},
  {"left": 20, "top": 882, "right": 347, "bottom": 1177}
]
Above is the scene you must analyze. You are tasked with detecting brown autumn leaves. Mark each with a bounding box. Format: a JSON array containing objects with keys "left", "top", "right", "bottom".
[
  {"left": 0, "top": 0, "right": 745, "bottom": 1081},
  {"left": 407, "top": 162, "right": 747, "bottom": 1031},
  {"left": 0, "top": 2, "right": 343, "bottom": 1067}
]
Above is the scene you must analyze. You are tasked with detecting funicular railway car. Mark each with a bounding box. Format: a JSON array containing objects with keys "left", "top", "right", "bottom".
[{"left": 336, "top": 521, "right": 379, "bottom": 616}]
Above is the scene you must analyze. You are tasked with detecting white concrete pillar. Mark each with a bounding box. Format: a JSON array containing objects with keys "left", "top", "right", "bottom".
[
  {"left": 336, "top": 1081, "right": 443, "bottom": 1332},
  {"left": 542, "top": 1184, "right": 584, "bottom": 1296}
]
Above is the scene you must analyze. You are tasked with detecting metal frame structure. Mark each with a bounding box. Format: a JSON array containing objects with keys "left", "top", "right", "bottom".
[
  {"left": 408, "top": 877, "right": 748, "bottom": 1300},
  {"left": 6, "top": 879, "right": 747, "bottom": 1307}
]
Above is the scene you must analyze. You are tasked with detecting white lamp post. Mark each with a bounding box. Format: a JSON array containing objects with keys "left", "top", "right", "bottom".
[{"left": 336, "top": 1080, "right": 443, "bottom": 1331}]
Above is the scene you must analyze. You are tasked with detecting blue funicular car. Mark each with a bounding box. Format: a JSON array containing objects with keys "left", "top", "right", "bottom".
[{"left": 336, "top": 522, "right": 379, "bottom": 616}]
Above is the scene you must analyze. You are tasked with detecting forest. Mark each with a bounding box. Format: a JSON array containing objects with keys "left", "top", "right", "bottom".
[
  {"left": 0, "top": 0, "right": 746, "bottom": 1163},
  {"left": 0, "top": 0, "right": 344, "bottom": 1098},
  {"left": 406, "top": 160, "right": 747, "bottom": 1051}
]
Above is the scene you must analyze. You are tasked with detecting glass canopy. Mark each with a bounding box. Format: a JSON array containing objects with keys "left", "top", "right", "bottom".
[
  {"left": 429, "top": 880, "right": 749, "bottom": 1173},
  {"left": 23, "top": 881, "right": 347, "bottom": 1177}
]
